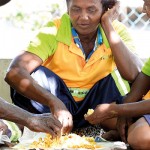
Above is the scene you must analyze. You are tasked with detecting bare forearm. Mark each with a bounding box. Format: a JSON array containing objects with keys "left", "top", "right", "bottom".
[
  {"left": 101, "top": 20, "right": 143, "bottom": 81},
  {"left": 124, "top": 72, "right": 150, "bottom": 103},
  {"left": 116, "top": 100, "right": 150, "bottom": 118},
  {"left": 5, "top": 52, "right": 59, "bottom": 108},
  {"left": 0, "top": 97, "right": 32, "bottom": 126},
  {"left": 5, "top": 68, "right": 57, "bottom": 108}
]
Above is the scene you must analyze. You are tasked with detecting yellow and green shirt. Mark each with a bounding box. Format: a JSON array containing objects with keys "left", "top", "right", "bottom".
[
  {"left": 140, "top": 58, "right": 150, "bottom": 100},
  {"left": 142, "top": 58, "right": 150, "bottom": 76},
  {"left": 2, "top": 120, "right": 22, "bottom": 142},
  {"left": 27, "top": 13, "right": 135, "bottom": 102}
]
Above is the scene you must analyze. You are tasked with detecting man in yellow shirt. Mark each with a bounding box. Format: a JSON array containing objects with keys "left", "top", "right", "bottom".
[{"left": 5, "top": 0, "right": 142, "bottom": 135}]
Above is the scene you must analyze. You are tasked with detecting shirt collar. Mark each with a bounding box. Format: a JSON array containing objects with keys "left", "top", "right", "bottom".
[{"left": 56, "top": 13, "right": 110, "bottom": 48}]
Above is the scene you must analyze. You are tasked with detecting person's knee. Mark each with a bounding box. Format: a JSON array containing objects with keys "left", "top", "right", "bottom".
[
  {"left": 128, "top": 133, "right": 150, "bottom": 150},
  {"left": 127, "top": 117, "right": 150, "bottom": 150}
]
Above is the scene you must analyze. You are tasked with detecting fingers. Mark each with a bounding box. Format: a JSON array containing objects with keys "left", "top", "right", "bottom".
[
  {"left": 40, "top": 113, "right": 63, "bottom": 131},
  {"left": 117, "top": 118, "right": 128, "bottom": 143},
  {"left": 102, "top": 130, "right": 120, "bottom": 141},
  {"left": 65, "top": 116, "right": 73, "bottom": 134},
  {"left": 55, "top": 110, "right": 73, "bottom": 135},
  {"left": 84, "top": 114, "right": 93, "bottom": 122},
  {"left": 28, "top": 114, "right": 62, "bottom": 139},
  {"left": 41, "top": 118, "right": 62, "bottom": 139},
  {"left": 61, "top": 116, "right": 73, "bottom": 135},
  {"left": 42, "top": 126, "right": 59, "bottom": 139},
  {"left": 109, "top": 1, "right": 120, "bottom": 18},
  {"left": 107, "top": 0, "right": 120, "bottom": 11},
  {"left": 101, "top": 0, "right": 120, "bottom": 23},
  {"left": 53, "top": 117, "right": 63, "bottom": 129},
  {"left": 84, "top": 113, "right": 98, "bottom": 125},
  {"left": 118, "top": 125, "right": 127, "bottom": 143},
  {"left": 48, "top": 116, "right": 62, "bottom": 138}
]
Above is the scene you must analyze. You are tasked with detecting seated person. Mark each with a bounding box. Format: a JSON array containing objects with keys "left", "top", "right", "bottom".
[
  {"left": 5, "top": 0, "right": 142, "bottom": 136},
  {"left": 85, "top": 1, "right": 150, "bottom": 149},
  {"left": 85, "top": 57, "right": 150, "bottom": 149},
  {"left": 0, "top": 96, "right": 62, "bottom": 143},
  {"left": 0, "top": 0, "right": 62, "bottom": 143},
  {"left": 85, "top": 0, "right": 150, "bottom": 145}
]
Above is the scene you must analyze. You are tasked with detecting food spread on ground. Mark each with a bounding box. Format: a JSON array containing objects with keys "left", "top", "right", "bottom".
[
  {"left": 30, "top": 133, "right": 103, "bottom": 149},
  {"left": 24, "top": 109, "right": 102, "bottom": 149}
]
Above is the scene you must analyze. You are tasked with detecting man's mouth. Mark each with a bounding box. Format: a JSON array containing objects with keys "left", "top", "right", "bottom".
[{"left": 78, "top": 24, "right": 90, "bottom": 28}]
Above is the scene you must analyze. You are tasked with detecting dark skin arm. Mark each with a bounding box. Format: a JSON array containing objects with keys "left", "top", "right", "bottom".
[
  {"left": 85, "top": 72, "right": 150, "bottom": 142},
  {"left": 0, "top": 97, "right": 62, "bottom": 138},
  {"left": 117, "top": 72, "right": 150, "bottom": 142},
  {"left": 100, "top": 0, "right": 150, "bottom": 142},
  {"left": 100, "top": 2, "right": 143, "bottom": 142},
  {"left": 101, "top": 1, "right": 143, "bottom": 82},
  {"left": 118, "top": 100, "right": 150, "bottom": 117},
  {"left": 85, "top": 99, "right": 150, "bottom": 124},
  {"left": 85, "top": 1, "right": 143, "bottom": 139},
  {"left": 123, "top": 72, "right": 150, "bottom": 103},
  {"left": 5, "top": 51, "right": 73, "bottom": 135},
  {"left": 85, "top": 0, "right": 149, "bottom": 143}
]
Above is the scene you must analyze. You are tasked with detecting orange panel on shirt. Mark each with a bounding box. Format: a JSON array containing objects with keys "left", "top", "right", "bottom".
[
  {"left": 43, "top": 39, "right": 116, "bottom": 92},
  {"left": 143, "top": 90, "right": 150, "bottom": 100}
]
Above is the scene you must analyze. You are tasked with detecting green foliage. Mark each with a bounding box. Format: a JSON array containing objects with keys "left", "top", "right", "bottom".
[{"left": 4, "top": 3, "right": 62, "bottom": 31}]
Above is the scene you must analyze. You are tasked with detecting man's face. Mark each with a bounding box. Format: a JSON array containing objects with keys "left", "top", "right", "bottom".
[
  {"left": 143, "top": 0, "right": 150, "bottom": 17},
  {"left": 67, "top": 0, "right": 103, "bottom": 35}
]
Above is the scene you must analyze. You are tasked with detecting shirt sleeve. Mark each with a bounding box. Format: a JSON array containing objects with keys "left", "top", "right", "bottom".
[
  {"left": 26, "top": 21, "right": 58, "bottom": 62},
  {"left": 112, "top": 20, "right": 136, "bottom": 53},
  {"left": 142, "top": 58, "right": 150, "bottom": 76},
  {"left": 2, "top": 120, "right": 22, "bottom": 142}
]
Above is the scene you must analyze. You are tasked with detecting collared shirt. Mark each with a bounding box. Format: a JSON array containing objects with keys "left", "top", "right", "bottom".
[
  {"left": 142, "top": 58, "right": 150, "bottom": 76},
  {"left": 72, "top": 27, "right": 103, "bottom": 62},
  {"left": 27, "top": 13, "right": 135, "bottom": 101}
]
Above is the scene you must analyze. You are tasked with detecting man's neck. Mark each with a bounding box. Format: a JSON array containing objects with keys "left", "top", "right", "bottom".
[{"left": 78, "top": 30, "right": 97, "bottom": 43}]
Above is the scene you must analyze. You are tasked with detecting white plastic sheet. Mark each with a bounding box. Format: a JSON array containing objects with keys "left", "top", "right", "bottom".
[
  {"left": 0, "top": 131, "right": 11, "bottom": 144},
  {"left": 13, "top": 127, "right": 127, "bottom": 150}
]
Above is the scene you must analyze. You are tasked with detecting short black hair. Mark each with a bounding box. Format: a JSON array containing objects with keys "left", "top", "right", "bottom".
[
  {"left": 66, "top": 0, "right": 70, "bottom": 7},
  {"left": 0, "top": 0, "right": 11, "bottom": 6}
]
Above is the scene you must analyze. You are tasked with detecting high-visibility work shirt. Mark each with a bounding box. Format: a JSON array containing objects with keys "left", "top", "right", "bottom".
[
  {"left": 142, "top": 58, "right": 150, "bottom": 76},
  {"left": 27, "top": 13, "right": 135, "bottom": 101},
  {"left": 142, "top": 58, "right": 150, "bottom": 100}
]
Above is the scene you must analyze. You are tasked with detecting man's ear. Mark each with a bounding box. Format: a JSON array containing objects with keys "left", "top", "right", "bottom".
[{"left": 0, "top": 0, "right": 11, "bottom": 6}]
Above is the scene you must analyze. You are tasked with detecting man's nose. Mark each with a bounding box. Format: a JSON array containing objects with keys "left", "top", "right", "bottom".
[{"left": 80, "top": 11, "right": 89, "bottom": 20}]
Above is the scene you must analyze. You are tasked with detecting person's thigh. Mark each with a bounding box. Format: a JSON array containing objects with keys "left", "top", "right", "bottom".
[{"left": 127, "top": 117, "right": 150, "bottom": 150}]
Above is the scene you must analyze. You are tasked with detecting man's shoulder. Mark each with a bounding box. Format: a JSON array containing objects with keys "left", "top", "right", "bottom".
[
  {"left": 112, "top": 20, "right": 127, "bottom": 32},
  {"left": 142, "top": 58, "right": 150, "bottom": 76},
  {"left": 44, "top": 13, "right": 70, "bottom": 30}
]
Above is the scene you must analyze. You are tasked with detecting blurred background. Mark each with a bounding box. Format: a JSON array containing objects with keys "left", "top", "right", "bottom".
[{"left": 0, "top": 0, "right": 150, "bottom": 102}]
